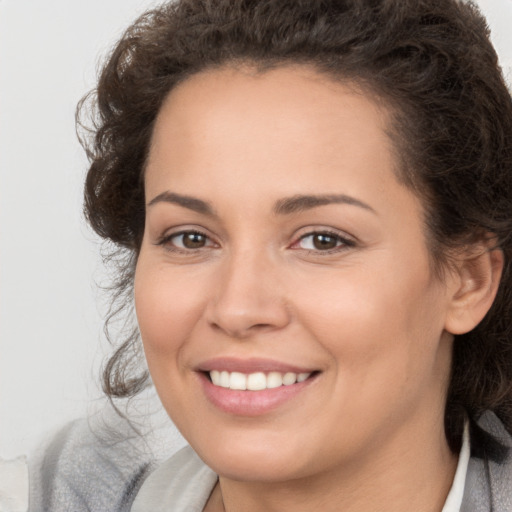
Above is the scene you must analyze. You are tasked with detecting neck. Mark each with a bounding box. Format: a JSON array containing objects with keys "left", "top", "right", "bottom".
[{"left": 206, "top": 418, "right": 458, "bottom": 512}]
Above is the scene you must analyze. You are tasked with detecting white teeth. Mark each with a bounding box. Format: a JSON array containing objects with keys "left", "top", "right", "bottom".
[
  {"left": 220, "top": 371, "right": 230, "bottom": 388},
  {"left": 282, "top": 372, "right": 297, "bottom": 385},
  {"left": 209, "top": 370, "right": 312, "bottom": 390},
  {"left": 210, "top": 370, "right": 221, "bottom": 386},
  {"left": 247, "top": 372, "right": 267, "bottom": 391},
  {"left": 267, "top": 372, "right": 283, "bottom": 388},
  {"left": 229, "top": 372, "right": 247, "bottom": 390}
]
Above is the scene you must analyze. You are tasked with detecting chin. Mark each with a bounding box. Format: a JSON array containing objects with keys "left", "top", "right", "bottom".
[
  {"left": 207, "top": 455, "right": 308, "bottom": 483},
  {"left": 193, "top": 433, "right": 316, "bottom": 482}
]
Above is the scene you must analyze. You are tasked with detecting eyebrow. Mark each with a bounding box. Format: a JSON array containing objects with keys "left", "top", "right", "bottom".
[
  {"left": 273, "top": 194, "right": 376, "bottom": 215},
  {"left": 147, "top": 191, "right": 376, "bottom": 216},
  {"left": 147, "top": 191, "right": 217, "bottom": 216}
]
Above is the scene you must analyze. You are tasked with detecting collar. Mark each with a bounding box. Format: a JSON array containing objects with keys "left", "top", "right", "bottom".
[{"left": 442, "top": 421, "right": 470, "bottom": 512}]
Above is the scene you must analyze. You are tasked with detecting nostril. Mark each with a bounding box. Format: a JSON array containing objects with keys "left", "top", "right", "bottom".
[
  {"left": 205, "top": 291, "right": 291, "bottom": 338},
  {"left": 247, "top": 323, "right": 275, "bottom": 333},
  {"left": 208, "top": 317, "right": 277, "bottom": 339}
]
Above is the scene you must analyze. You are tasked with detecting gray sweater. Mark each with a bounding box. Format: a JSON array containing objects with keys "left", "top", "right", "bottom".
[{"left": 28, "top": 412, "right": 512, "bottom": 512}]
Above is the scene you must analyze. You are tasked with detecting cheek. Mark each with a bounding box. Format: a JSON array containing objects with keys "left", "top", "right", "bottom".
[
  {"left": 134, "top": 257, "right": 206, "bottom": 361},
  {"left": 291, "top": 257, "right": 447, "bottom": 376}
]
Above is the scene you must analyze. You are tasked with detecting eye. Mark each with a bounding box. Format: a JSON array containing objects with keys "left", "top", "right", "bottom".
[
  {"left": 294, "top": 231, "right": 355, "bottom": 252},
  {"left": 157, "top": 230, "right": 216, "bottom": 250}
]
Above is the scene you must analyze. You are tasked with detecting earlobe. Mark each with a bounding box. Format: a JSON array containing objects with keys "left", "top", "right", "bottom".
[{"left": 444, "top": 245, "right": 504, "bottom": 335}]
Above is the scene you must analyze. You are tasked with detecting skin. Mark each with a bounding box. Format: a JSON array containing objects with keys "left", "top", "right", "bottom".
[{"left": 134, "top": 65, "right": 499, "bottom": 511}]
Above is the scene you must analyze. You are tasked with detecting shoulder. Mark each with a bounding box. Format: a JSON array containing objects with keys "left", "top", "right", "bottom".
[
  {"left": 28, "top": 418, "right": 154, "bottom": 512},
  {"left": 131, "top": 445, "right": 217, "bottom": 512},
  {"left": 462, "top": 411, "right": 512, "bottom": 512},
  {"left": 0, "top": 456, "right": 28, "bottom": 512}
]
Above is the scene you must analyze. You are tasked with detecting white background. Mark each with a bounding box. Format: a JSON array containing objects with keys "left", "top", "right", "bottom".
[{"left": 1, "top": 0, "right": 511, "bottom": 459}]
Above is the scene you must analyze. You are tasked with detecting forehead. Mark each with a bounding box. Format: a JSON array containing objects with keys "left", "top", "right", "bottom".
[{"left": 146, "top": 65, "right": 400, "bottom": 198}]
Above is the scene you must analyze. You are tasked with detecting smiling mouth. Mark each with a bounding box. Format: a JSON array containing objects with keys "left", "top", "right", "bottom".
[
  {"left": 199, "top": 366, "right": 321, "bottom": 415},
  {"left": 205, "top": 370, "right": 318, "bottom": 391}
]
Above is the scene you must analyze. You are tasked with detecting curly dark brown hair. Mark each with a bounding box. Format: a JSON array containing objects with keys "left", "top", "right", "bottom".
[{"left": 79, "top": 0, "right": 512, "bottom": 454}]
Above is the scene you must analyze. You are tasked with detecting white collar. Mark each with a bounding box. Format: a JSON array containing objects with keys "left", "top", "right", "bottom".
[{"left": 441, "top": 421, "right": 471, "bottom": 512}]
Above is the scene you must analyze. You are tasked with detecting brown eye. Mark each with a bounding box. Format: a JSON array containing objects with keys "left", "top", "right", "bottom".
[
  {"left": 295, "top": 231, "right": 355, "bottom": 252},
  {"left": 159, "top": 230, "right": 213, "bottom": 250},
  {"left": 180, "top": 232, "right": 208, "bottom": 249},
  {"left": 312, "top": 234, "right": 338, "bottom": 250},
  {"left": 299, "top": 233, "right": 339, "bottom": 250}
]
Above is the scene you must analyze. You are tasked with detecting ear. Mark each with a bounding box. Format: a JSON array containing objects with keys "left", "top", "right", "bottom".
[{"left": 444, "top": 243, "right": 504, "bottom": 335}]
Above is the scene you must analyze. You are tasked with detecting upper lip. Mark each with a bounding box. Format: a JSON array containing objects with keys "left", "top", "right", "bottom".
[{"left": 196, "top": 357, "right": 318, "bottom": 374}]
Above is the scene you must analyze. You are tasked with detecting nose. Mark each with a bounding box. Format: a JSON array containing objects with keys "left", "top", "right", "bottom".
[{"left": 206, "top": 250, "right": 291, "bottom": 339}]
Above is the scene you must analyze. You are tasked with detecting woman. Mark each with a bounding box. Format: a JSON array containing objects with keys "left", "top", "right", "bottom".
[{"left": 29, "top": 0, "right": 512, "bottom": 510}]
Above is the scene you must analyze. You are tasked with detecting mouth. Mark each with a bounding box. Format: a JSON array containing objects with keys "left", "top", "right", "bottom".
[
  {"left": 205, "top": 370, "right": 317, "bottom": 391},
  {"left": 196, "top": 359, "right": 321, "bottom": 416}
]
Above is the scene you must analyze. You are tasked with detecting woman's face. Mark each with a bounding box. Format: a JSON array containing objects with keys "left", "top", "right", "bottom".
[{"left": 135, "top": 66, "right": 456, "bottom": 482}]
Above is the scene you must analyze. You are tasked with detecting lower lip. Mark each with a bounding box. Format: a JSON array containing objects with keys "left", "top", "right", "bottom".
[{"left": 198, "top": 372, "right": 318, "bottom": 416}]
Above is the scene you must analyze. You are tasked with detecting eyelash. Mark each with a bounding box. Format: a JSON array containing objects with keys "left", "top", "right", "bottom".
[
  {"left": 293, "top": 230, "right": 356, "bottom": 254},
  {"left": 156, "top": 230, "right": 216, "bottom": 252},
  {"left": 156, "top": 228, "right": 356, "bottom": 256}
]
